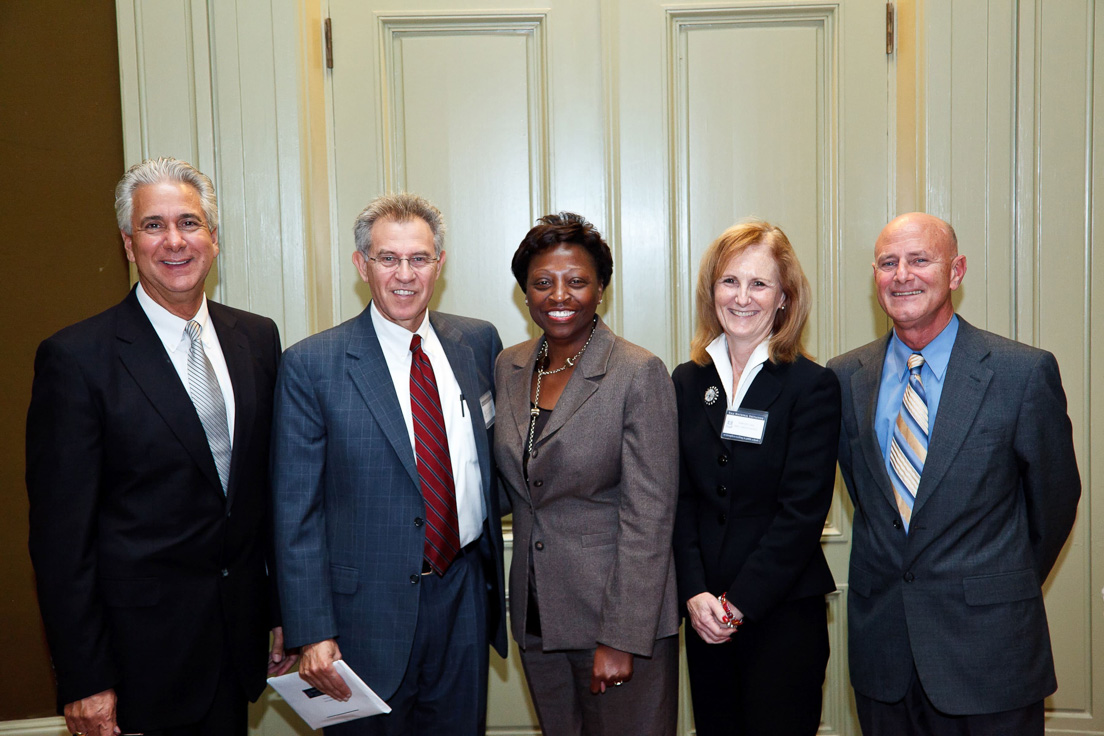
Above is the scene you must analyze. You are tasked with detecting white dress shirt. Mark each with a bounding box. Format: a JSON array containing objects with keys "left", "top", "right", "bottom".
[
  {"left": 705, "top": 332, "right": 772, "bottom": 410},
  {"left": 135, "top": 283, "right": 235, "bottom": 442},
  {"left": 370, "top": 303, "right": 486, "bottom": 546}
]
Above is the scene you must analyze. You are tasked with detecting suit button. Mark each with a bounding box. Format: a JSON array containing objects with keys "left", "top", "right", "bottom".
[
  {"left": 892, "top": 518, "right": 902, "bottom": 530},
  {"left": 718, "top": 513, "right": 726, "bottom": 525},
  {"left": 410, "top": 574, "right": 420, "bottom": 584},
  {"left": 414, "top": 517, "right": 424, "bottom": 527},
  {"left": 717, "top": 484, "right": 727, "bottom": 497},
  {"left": 533, "top": 480, "right": 544, "bottom": 487},
  {"left": 531, "top": 449, "right": 539, "bottom": 458},
  {"left": 535, "top": 541, "right": 544, "bottom": 551},
  {"left": 221, "top": 568, "right": 229, "bottom": 578},
  {"left": 718, "top": 453, "right": 729, "bottom": 466},
  {"left": 903, "top": 572, "right": 914, "bottom": 583}
]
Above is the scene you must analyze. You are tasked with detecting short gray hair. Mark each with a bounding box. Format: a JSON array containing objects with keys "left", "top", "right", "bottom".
[
  {"left": 115, "top": 157, "right": 219, "bottom": 235},
  {"left": 353, "top": 193, "right": 445, "bottom": 257}
]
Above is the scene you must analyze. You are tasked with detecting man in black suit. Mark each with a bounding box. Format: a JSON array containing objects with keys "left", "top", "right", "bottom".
[
  {"left": 828, "top": 213, "right": 1081, "bottom": 734},
  {"left": 26, "top": 157, "right": 295, "bottom": 736}
]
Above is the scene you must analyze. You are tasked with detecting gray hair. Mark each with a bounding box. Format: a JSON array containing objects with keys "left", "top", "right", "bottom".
[
  {"left": 114, "top": 157, "right": 219, "bottom": 235},
  {"left": 354, "top": 193, "right": 445, "bottom": 257}
]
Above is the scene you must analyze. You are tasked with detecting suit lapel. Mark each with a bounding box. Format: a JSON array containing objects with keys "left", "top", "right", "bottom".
[
  {"left": 691, "top": 362, "right": 728, "bottom": 440},
  {"left": 115, "top": 290, "right": 224, "bottom": 495},
  {"left": 533, "top": 320, "right": 611, "bottom": 447},
  {"left": 738, "top": 362, "right": 783, "bottom": 412},
  {"left": 507, "top": 339, "right": 543, "bottom": 452},
  {"left": 210, "top": 303, "right": 253, "bottom": 507},
  {"left": 346, "top": 306, "right": 420, "bottom": 487},
  {"left": 850, "top": 335, "right": 900, "bottom": 515},
  {"left": 431, "top": 314, "right": 491, "bottom": 496},
  {"left": 912, "top": 320, "right": 992, "bottom": 516}
]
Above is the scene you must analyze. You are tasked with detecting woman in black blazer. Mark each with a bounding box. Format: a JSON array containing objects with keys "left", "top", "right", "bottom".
[{"left": 672, "top": 220, "right": 841, "bottom": 735}]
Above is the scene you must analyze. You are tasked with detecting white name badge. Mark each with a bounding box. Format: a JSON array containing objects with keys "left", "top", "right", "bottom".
[
  {"left": 721, "top": 409, "right": 768, "bottom": 444},
  {"left": 480, "top": 390, "right": 495, "bottom": 428}
]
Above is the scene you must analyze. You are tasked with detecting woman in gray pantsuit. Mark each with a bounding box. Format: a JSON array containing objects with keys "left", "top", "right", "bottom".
[{"left": 494, "top": 212, "right": 679, "bottom": 736}]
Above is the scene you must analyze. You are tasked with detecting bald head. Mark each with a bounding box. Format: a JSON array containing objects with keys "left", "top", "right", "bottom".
[
  {"left": 872, "top": 212, "right": 966, "bottom": 350},
  {"left": 877, "top": 213, "right": 958, "bottom": 259}
]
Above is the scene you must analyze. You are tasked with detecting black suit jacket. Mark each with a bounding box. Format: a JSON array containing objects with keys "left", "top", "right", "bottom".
[
  {"left": 26, "top": 287, "right": 281, "bottom": 731},
  {"left": 672, "top": 355, "right": 840, "bottom": 621}
]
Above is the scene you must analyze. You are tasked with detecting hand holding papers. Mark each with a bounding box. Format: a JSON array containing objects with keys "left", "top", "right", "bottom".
[{"left": 268, "top": 660, "right": 391, "bottom": 730}]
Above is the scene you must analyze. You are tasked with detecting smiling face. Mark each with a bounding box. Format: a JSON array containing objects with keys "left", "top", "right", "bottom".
[
  {"left": 121, "top": 181, "right": 219, "bottom": 319},
  {"left": 713, "top": 243, "right": 785, "bottom": 353},
  {"left": 353, "top": 216, "right": 445, "bottom": 332},
  {"left": 873, "top": 213, "right": 966, "bottom": 349},
  {"left": 525, "top": 243, "right": 604, "bottom": 352}
]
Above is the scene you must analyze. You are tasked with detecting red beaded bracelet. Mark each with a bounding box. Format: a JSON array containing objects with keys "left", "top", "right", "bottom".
[{"left": 718, "top": 592, "right": 743, "bottom": 631}]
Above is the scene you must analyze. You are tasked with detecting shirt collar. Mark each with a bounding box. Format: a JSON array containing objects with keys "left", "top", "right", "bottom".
[
  {"left": 704, "top": 333, "right": 772, "bottom": 400},
  {"left": 135, "top": 282, "right": 210, "bottom": 354},
  {"left": 370, "top": 301, "right": 433, "bottom": 359},
  {"left": 888, "top": 314, "right": 959, "bottom": 382}
]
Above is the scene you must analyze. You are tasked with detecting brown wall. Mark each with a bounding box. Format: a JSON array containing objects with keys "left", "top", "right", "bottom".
[{"left": 0, "top": 2, "right": 128, "bottom": 720}]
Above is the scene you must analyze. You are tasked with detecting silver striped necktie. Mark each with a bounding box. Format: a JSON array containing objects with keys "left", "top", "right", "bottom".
[
  {"left": 888, "top": 353, "right": 927, "bottom": 530},
  {"left": 185, "top": 320, "right": 231, "bottom": 494}
]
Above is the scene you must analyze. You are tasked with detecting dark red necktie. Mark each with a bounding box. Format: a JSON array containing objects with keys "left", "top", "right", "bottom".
[{"left": 409, "top": 334, "right": 460, "bottom": 575}]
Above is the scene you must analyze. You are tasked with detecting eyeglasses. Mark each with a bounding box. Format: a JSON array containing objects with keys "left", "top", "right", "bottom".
[{"left": 365, "top": 254, "right": 441, "bottom": 271}]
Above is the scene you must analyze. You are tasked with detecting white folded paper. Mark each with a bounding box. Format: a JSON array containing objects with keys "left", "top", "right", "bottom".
[{"left": 268, "top": 659, "right": 391, "bottom": 730}]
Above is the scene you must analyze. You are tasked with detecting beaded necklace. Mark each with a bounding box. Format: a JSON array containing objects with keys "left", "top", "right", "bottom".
[{"left": 526, "top": 316, "right": 598, "bottom": 458}]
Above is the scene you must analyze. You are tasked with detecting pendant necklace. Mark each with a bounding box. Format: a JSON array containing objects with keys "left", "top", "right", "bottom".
[{"left": 526, "top": 316, "right": 598, "bottom": 458}]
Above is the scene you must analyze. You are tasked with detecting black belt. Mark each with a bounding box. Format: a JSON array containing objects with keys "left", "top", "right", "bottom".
[{"left": 421, "top": 538, "right": 480, "bottom": 575}]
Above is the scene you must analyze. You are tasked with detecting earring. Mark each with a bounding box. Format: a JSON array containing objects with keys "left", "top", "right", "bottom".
[{"left": 525, "top": 299, "right": 529, "bottom": 305}]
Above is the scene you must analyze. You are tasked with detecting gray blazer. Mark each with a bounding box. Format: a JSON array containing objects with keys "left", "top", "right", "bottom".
[
  {"left": 271, "top": 307, "right": 508, "bottom": 701},
  {"left": 494, "top": 319, "right": 680, "bottom": 657},
  {"left": 828, "top": 318, "right": 1080, "bottom": 715}
]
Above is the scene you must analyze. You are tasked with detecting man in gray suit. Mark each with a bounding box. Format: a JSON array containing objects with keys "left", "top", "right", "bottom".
[
  {"left": 271, "top": 193, "right": 507, "bottom": 734},
  {"left": 828, "top": 212, "right": 1080, "bottom": 734}
]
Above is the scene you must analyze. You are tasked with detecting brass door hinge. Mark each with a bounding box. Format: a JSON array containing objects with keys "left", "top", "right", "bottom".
[
  {"left": 886, "top": 3, "right": 894, "bottom": 55},
  {"left": 324, "top": 17, "right": 334, "bottom": 69}
]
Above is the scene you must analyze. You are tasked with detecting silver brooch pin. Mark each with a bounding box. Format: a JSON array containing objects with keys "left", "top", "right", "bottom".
[{"left": 704, "top": 386, "right": 720, "bottom": 406}]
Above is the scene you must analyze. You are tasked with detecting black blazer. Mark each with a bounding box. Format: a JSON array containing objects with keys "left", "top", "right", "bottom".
[
  {"left": 672, "top": 355, "right": 840, "bottom": 621},
  {"left": 26, "top": 287, "right": 281, "bottom": 731}
]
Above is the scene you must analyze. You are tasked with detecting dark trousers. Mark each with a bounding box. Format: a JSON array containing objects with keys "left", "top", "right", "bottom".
[
  {"left": 519, "top": 633, "right": 679, "bottom": 736},
  {"left": 139, "top": 643, "right": 248, "bottom": 736},
  {"left": 685, "top": 595, "right": 829, "bottom": 736},
  {"left": 855, "top": 666, "right": 1044, "bottom": 736},
  {"left": 327, "top": 546, "right": 488, "bottom": 736}
]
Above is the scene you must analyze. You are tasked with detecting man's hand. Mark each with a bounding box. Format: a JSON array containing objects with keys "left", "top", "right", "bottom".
[
  {"left": 299, "top": 638, "right": 352, "bottom": 701},
  {"left": 590, "top": 644, "right": 634, "bottom": 694},
  {"left": 686, "top": 592, "right": 737, "bottom": 644},
  {"left": 63, "top": 688, "right": 120, "bottom": 736},
  {"left": 267, "top": 626, "right": 299, "bottom": 677}
]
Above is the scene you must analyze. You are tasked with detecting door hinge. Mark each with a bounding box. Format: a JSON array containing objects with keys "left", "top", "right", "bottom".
[
  {"left": 886, "top": 3, "right": 894, "bottom": 55},
  {"left": 324, "top": 17, "right": 334, "bottom": 69}
]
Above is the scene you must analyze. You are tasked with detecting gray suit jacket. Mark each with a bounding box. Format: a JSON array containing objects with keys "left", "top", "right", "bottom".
[
  {"left": 271, "top": 306, "right": 507, "bottom": 701},
  {"left": 828, "top": 318, "right": 1080, "bottom": 714},
  {"left": 494, "top": 319, "right": 680, "bottom": 656}
]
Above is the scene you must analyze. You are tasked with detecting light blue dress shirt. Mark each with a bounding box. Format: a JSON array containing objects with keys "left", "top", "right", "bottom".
[{"left": 874, "top": 316, "right": 960, "bottom": 477}]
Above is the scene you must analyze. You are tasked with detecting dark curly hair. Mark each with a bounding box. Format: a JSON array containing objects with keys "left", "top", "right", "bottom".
[{"left": 511, "top": 212, "right": 614, "bottom": 290}]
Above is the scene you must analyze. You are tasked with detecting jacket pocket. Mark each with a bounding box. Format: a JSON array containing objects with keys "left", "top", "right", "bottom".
[
  {"left": 848, "top": 565, "right": 873, "bottom": 598},
  {"left": 99, "top": 577, "right": 161, "bottom": 607},
  {"left": 581, "top": 532, "right": 617, "bottom": 548},
  {"left": 330, "top": 564, "right": 359, "bottom": 595},
  {"left": 963, "top": 568, "right": 1039, "bottom": 606}
]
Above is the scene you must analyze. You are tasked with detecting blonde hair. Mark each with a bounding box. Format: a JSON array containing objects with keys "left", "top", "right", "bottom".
[{"left": 690, "top": 220, "right": 812, "bottom": 366}]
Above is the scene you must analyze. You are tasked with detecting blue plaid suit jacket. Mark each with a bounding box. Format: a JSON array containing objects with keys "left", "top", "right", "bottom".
[{"left": 271, "top": 306, "right": 507, "bottom": 700}]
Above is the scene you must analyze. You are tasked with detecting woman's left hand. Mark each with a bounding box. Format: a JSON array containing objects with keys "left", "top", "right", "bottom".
[{"left": 590, "top": 644, "right": 634, "bottom": 694}]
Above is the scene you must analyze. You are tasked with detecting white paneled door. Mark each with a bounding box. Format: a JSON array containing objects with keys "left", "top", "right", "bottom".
[{"left": 327, "top": 1, "right": 890, "bottom": 733}]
